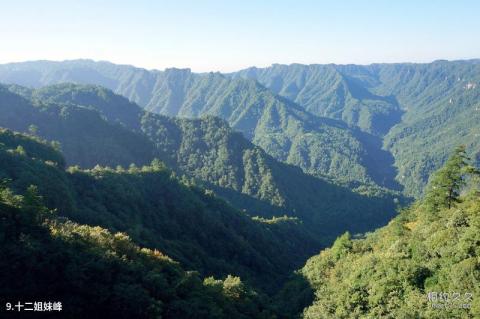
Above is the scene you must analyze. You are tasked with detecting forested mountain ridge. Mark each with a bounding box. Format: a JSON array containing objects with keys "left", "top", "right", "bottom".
[
  {"left": 0, "top": 84, "right": 155, "bottom": 168},
  {"left": 0, "top": 60, "right": 402, "bottom": 189},
  {"left": 139, "top": 73, "right": 395, "bottom": 190},
  {"left": 232, "top": 63, "right": 404, "bottom": 137},
  {"left": 0, "top": 128, "right": 319, "bottom": 293},
  {"left": 1, "top": 60, "right": 479, "bottom": 317},
  {"left": 0, "top": 87, "right": 397, "bottom": 316},
  {"left": 140, "top": 114, "right": 399, "bottom": 238},
  {"left": 371, "top": 61, "right": 480, "bottom": 196},
  {"left": 232, "top": 60, "right": 480, "bottom": 197},
  {"left": 3, "top": 131, "right": 473, "bottom": 317},
  {"left": 0, "top": 176, "right": 277, "bottom": 318},
  {"left": 0, "top": 83, "right": 400, "bottom": 244},
  {"left": 2, "top": 59, "right": 479, "bottom": 197},
  {"left": 284, "top": 147, "right": 480, "bottom": 318}
]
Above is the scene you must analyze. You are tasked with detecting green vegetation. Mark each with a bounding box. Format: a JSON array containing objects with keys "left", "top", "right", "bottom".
[
  {"left": 138, "top": 71, "right": 381, "bottom": 187},
  {"left": 423, "top": 145, "right": 476, "bottom": 212},
  {"left": 376, "top": 61, "right": 480, "bottom": 197},
  {"left": 0, "top": 128, "right": 320, "bottom": 292},
  {"left": 140, "top": 114, "right": 400, "bottom": 240},
  {"left": 0, "top": 60, "right": 404, "bottom": 189},
  {"left": 233, "top": 63, "right": 403, "bottom": 137},
  {"left": 0, "top": 85, "right": 155, "bottom": 168},
  {"left": 290, "top": 148, "right": 480, "bottom": 318},
  {"left": 233, "top": 61, "right": 480, "bottom": 198},
  {"left": 0, "top": 184, "right": 275, "bottom": 318},
  {"left": 0, "top": 83, "right": 400, "bottom": 245},
  {"left": 2, "top": 60, "right": 480, "bottom": 197},
  {"left": 1, "top": 60, "right": 479, "bottom": 317}
]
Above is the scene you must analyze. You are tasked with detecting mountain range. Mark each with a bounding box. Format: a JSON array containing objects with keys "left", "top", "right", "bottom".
[
  {"left": 1, "top": 59, "right": 479, "bottom": 318},
  {"left": 1, "top": 59, "right": 479, "bottom": 198},
  {"left": 0, "top": 83, "right": 399, "bottom": 244}
]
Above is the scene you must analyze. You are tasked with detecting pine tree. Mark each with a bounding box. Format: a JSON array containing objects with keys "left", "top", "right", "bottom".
[{"left": 424, "top": 145, "right": 473, "bottom": 212}]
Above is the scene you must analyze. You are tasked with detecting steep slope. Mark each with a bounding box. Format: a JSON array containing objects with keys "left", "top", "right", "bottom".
[
  {"left": 233, "top": 61, "right": 480, "bottom": 197},
  {"left": 232, "top": 63, "right": 403, "bottom": 137},
  {"left": 370, "top": 61, "right": 480, "bottom": 197},
  {"left": 0, "top": 84, "right": 400, "bottom": 242},
  {"left": 0, "top": 185, "right": 275, "bottom": 318},
  {"left": 0, "top": 84, "right": 156, "bottom": 168},
  {"left": 0, "top": 60, "right": 398, "bottom": 188},
  {"left": 137, "top": 73, "right": 392, "bottom": 189},
  {"left": 2, "top": 59, "right": 480, "bottom": 197},
  {"left": 140, "top": 114, "right": 400, "bottom": 239},
  {"left": 0, "top": 128, "right": 319, "bottom": 292},
  {"left": 284, "top": 148, "right": 480, "bottom": 318}
]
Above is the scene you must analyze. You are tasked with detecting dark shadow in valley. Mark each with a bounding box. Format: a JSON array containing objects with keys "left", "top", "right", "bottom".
[
  {"left": 344, "top": 75, "right": 396, "bottom": 105},
  {"left": 199, "top": 162, "right": 402, "bottom": 247},
  {"left": 339, "top": 75, "right": 406, "bottom": 190},
  {"left": 272, "top": 271, "right": 315, "bottom": 319},
  {"left": 344, "top": 75, "right": 405, "bottom": 136},
  {"left": 353, "top": 128, "right": 404, "bottom": 191}
]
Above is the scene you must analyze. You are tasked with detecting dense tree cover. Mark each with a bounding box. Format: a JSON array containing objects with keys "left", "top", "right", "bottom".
[
  {"left": 140, "top": 114, "right": 400, "bottom": 240},
  {"left": 0, "top": 60, "right": 479, "bottom": 317},
  {"left": 288, "top": 149, "right": 480, "bottom": 318},
  {"left": 28, "top": 83, "right": 144, "bottom": 131},
  {"left": 0, "top": 60, "right": 401, "bottom": 189},
  {"left": 423, "top": 145, "right": 477, "bottom": 212},
  {"left": 137, "top": 71, "right": 380, "bottom": 187},
  {"left": 232, "top": 61, "right": 480, "bottom": 197},
  {"left": 0, "top": 85, "right": 155, "bottom": 168},
  {"left": 0, "top": 129, "right": 322, "bottom": 292},
  {"left": 375, "top": 61, "right": 480, "bottom": 197},
  {"left": 232, "top": 63, "right": 403, "bottom": 137},
  {"left": 0, "top": 128, "right": 65, "bottom": 167},
  {"left": 0, "top": 84, "right": 401, "bottom": 244},
  {"left": 4, "top": 59, "right": 479, "bottom": 198},
  {"left": 0, "top": 184, "right": 276, "bottom": 318}
]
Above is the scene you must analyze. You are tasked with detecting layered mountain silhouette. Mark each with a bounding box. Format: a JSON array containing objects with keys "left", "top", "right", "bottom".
[
  {"left": 1, "top": 59, "right": 479, "bottom": 318},
  {"left": 2, "top": 59, "right": 479, "bottom": 197},
  {"left": 0, "top": 83, "right": 399, "bottom": 245}
]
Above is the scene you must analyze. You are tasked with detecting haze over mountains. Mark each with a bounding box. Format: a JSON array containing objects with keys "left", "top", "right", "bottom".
[
  {"left": 0, "top": 83, "right": 397, "bottom": 243},
  {"left": 1, "top": 58, "right": 479, "bottom": 318},
  {"left": 1, "top": 59, "right": 479, "bottom": 198}
]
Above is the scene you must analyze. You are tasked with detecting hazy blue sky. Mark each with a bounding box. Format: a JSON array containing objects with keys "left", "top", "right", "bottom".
[{"left": 1, "top": 0, "right": 479, "bottom": 72}]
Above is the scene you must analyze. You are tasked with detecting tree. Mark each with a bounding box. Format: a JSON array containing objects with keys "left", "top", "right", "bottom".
[
  {"left": 424, "top": 145, "right": 475, "bottom": 212},
  {"left": 222, "top": 275, "right": 246, "bottom": 299},
  {"left": 23, "top": 185, "right": 52, "bottom": 222},
  {"left": 14, "top": 145, "right": 26, "bottom": 155},
  {"left": 28, "top": 124, "right": 38, "bottom": 136}
]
